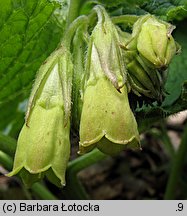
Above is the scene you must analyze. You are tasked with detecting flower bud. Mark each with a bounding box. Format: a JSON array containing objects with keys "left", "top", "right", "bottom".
[
  {"left": 119, "top": 15, "right": 179, "bottom": 101},
  {"left": 79, "top": 6, "right": 140, "bottom": 155},
  {"left": 7, "top": 46, "right": 72, "bottom": 187},
  {"left": 131, "top": 14, "right": 178, "bottom": 68}
]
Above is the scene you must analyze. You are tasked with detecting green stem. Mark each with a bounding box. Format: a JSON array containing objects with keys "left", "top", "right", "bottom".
[
  {"left": 63, "top": 149, "right": 107, "bottom": 199},
  {"left": 68, "top": 148, "right": 107, "bottom": 173},
  {"left": 150, "top": 126, "right": 175, "bottom": 158},
  {"left": 160, "top": 125, "right": 175, "bottom": 158},
  {"left": 0, "top": 150, "right": 13, "bottom": 170},
  {"left": 31, "top": 183, "right": 57, "bottom": 200},
  {"left": 164, "top": 124, "right": 187, "bottom": 199},
  {"left": 63, "top": 15, "right": 88, "bottom": 48},
  {"left": 66, "top": 0, "right": 85, "bottom": 27},
  {"left": 62, "top": 171, "right": 89, "bottom": 200},
  {"left": 21, "top": 185, "right": 33, "bottom": 200},
  {"left": 111, "top": 15, "right": 139, "bottom": 25},
  {"left": 72, "top": 24, "right": 88, "bottom": 129}
]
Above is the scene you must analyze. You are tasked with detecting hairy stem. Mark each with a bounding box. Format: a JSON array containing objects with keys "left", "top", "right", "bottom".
[
  {"left": 66, "top": 0, "right": 85, "bottom": 27},
  {"left": 112, "top": 15, "right": 139, "bottom": 25},
  {"left": 72, "top": 24, "right": 88, "bottom": 129},
  {"left": 63, "top": 15, "right": 88, "bottom": 48}
]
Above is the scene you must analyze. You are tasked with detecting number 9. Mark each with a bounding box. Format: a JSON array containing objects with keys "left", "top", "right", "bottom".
[{"left": 178, "top": 203, "right": 183, "bottom": 211}]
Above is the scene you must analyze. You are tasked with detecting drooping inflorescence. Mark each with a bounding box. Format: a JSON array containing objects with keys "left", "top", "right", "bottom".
[{"left": 8, "top": 5, "right": 179, "bottom": 187}]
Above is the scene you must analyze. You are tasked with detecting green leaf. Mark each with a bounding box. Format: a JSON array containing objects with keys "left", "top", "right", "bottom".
[
  {"left": 163, "top": 20, "right": 187, "bottom": 106},
  {"left": 0, "top": 96, "right": 25, "bottom": 134},
  {"left": 0, "top": 0, "right": 64, "bottom": 134},
  {"left": 141, "top": 0, "right": 187, "bottom": 21},
  {"left": 0, "top": 0, "right": 63, "bottom": 104},
  {"left": 82, "top": 0, "right": 187, "bottom": 21},
  {"left": 135, "top": 81, "right": 187, "bottom": 132}
]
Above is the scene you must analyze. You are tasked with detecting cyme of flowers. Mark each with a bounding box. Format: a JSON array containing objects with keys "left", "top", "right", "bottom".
[{"left": 8, "top": 5, "right": 179, "bottom": 187}]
